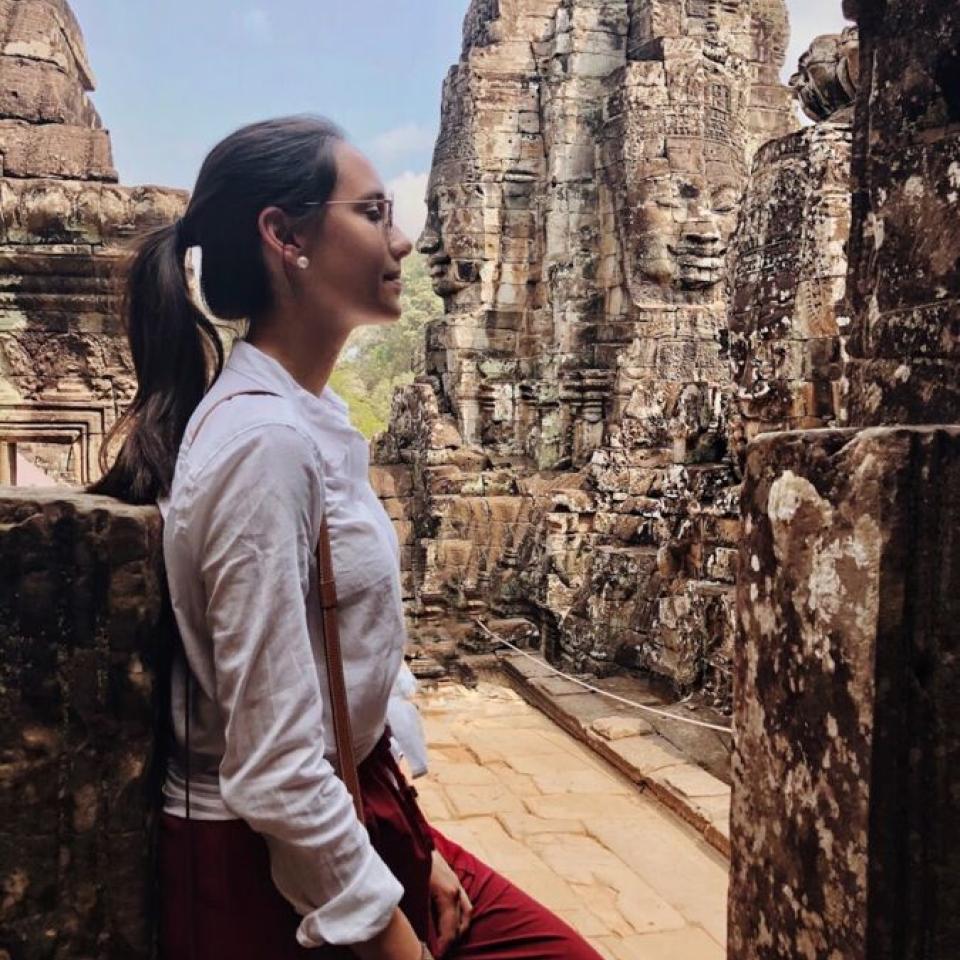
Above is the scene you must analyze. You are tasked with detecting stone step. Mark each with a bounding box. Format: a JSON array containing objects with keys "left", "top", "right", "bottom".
[{"left": 498, "top": 653, "right": 732, "bottom": 857}]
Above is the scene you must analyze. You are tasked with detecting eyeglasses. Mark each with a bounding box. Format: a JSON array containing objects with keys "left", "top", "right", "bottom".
[{"left": 303, "top": 195, "right": 395, "bottom": 232}]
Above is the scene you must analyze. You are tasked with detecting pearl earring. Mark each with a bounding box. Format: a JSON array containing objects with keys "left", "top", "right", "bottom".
[{"left": 296, "top": 255, "right": 310, "bottom": 270}]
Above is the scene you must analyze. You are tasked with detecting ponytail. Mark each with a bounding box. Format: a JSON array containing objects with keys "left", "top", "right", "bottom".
[
  {"left": 89, "top": 115, "right": 344, "bottom": 504},
  {"left": 89, "top": 222, "right": 223, "bottom": 504}
]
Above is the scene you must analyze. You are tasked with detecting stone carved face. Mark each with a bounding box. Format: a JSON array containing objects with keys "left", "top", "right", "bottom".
[
  {"left": 631, "top": 174, "right": 740, "bottom": 292},
  {"left": 417, "top": 184, "right": 483, "bottom": 299},
  {"left": 789, "top": 27, "right": 860, "bottom": 122}
]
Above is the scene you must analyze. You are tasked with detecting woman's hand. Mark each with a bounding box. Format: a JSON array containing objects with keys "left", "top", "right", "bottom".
[{"left": 429, "top": 849, "right": 473, "bottom": 957}]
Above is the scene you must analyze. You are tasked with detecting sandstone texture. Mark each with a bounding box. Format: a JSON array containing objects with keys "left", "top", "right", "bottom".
[
  {"left": 730, "top": 427, "right": 960, "bottom": 958},
  {"left": 376, "top": 0, "right": 797, "bottom": 698},
  {"left": 728, "top": 31, "right": 856, "bottom": 444},
  {"left": 0, "top": 0, "right": 187, "bottom": 487},
  {"left": 728, "top": 0, "right": 960, "bottom": 956},
  {"left": 0, "top": 489, "right": 170, "bottom": 960},
  {"left": 843, "top": 0, "right": 960, "bottom": 427}
]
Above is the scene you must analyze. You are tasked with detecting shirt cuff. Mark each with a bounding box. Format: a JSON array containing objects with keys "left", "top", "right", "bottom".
[{"left": 294, "top": 846, "right": 404, "bottom": 948}]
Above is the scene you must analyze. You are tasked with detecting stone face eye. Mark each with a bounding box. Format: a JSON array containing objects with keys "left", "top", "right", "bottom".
[{"left": 456, "top": 261, "right": 480, "bottom": 283}]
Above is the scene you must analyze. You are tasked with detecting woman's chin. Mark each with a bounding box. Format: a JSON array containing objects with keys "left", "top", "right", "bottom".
[{"left": 356, "top": 302, "right": 402, "bottom": 326}]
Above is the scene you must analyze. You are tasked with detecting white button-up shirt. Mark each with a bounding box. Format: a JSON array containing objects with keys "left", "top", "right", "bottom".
[{"left": 158, "top": 339, "right": 425, "bottom": 949}]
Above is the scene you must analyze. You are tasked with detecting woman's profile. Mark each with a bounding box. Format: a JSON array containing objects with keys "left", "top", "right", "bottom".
[{"left": 91, "top": 116, "right": 603, "bottom": 960}]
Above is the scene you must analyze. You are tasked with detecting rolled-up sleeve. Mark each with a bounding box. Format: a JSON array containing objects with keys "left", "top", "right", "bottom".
[{"left": 190, "top": 422, "right": 403, "bottom": 948}]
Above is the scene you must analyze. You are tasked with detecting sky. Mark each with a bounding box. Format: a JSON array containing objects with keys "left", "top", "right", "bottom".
[{"left": 70, "top": 0, "right": 851, "bottom": 241}]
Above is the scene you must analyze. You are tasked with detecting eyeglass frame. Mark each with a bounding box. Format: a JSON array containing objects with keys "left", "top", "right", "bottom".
[{"left": 301, "top": 195, "right": 395, "bottom": 232}]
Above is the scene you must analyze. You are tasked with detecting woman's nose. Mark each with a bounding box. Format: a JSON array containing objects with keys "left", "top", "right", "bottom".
[{"left": 391, "top": 225, "right": 415, "bottom": 260}]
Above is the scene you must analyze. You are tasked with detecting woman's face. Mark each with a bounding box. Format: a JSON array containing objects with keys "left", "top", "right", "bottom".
[{"left": 296, "top": 142, "right": 413, "bottom": 330}]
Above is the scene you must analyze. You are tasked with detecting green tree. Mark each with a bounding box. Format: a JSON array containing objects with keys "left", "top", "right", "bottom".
[{"left": 332, "top": 253, "right": 442, "bottom": 437}]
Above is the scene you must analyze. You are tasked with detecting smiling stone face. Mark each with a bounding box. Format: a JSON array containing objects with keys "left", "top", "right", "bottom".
[
  {"left": 632, "top": 173, "right": 740, "bottom": 292},
  {"left": 605, "top": 52, "right": 750, "bottom": 306},
  {"left": 414, "top": 34, "right": 543, "bottom": 316}
]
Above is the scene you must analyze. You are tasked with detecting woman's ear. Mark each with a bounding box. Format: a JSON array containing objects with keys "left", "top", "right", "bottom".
[{"left": 257, "top": 206, "right": 303, "bottom": 269}]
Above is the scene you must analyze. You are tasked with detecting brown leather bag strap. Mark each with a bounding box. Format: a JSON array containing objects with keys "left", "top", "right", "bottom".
[{"left": 316, "top": 516, "right": 365, "bottom": 823}]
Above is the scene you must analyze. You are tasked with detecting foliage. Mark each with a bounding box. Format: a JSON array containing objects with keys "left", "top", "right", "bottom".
[{"left": 331, "top": 253, "right": 442, "bottom": 438}]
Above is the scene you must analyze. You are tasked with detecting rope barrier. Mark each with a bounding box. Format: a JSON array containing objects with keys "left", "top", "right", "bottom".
[{"left": 476, "top": 619, "right": 734, "bottom": 735}]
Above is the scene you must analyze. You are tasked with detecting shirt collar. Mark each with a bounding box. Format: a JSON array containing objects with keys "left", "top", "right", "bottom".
[{"left": 226, "top": 339, "right": 350, "bottom": 421}]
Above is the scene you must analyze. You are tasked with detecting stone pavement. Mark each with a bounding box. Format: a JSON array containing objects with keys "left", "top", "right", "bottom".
[{"left": 403, "top": 680, "right": 729, "bottom": 960}]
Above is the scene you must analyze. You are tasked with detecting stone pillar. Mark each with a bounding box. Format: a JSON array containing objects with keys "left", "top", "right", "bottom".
[
  {"left": 0, "top": 490, "right": 170, "bottom": 959},
  {"left": 729, "top": 1, "right": 960, "bottom": 957},
  {"left": 843, "top": 0, "right": 960, "bottom": 427},
  {"left": 731, "top": 427, "right": 960, "bottom": 959}
]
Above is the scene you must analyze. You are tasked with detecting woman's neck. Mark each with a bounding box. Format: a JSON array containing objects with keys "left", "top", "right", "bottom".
[{"left": 246, "top": 310, "right": 351, "bottom": 397}]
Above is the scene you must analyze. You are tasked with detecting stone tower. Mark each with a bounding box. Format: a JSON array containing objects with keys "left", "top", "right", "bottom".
[
  {"left": 0, "top": 0, "right": 185, "bottom": 486},
  {"left": 375, "top": 0, "right": 795, "bottom": 695}
]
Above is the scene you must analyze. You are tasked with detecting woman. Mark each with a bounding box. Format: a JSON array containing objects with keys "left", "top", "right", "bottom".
[{"left": 92, "top": 116, "right": 603, "bottom": 960}]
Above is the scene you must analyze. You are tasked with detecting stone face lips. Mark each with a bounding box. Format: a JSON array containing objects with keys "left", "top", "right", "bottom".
[{"left": 0, "top": 490, "right": 171, "bottom": 960}]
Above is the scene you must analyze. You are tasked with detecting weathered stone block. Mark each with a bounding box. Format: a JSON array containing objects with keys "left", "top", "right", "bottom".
[
  {"left": 0, "top": 56, "right": 98, "bottom": 125},
  {"left": 0, "top": 179, "right": 186, "bottom": 245},
  {"left": 730, "top": 426, "right": 960, "bottom": 959},
  {"left": 0, "top": 120, "right": 115, "bottom": 181},
  {"left": 0, "top": 0, "right": 95, "bottom": 87},
  {"left": 0, "top": 490, "right": 170, "bottom": 960}
]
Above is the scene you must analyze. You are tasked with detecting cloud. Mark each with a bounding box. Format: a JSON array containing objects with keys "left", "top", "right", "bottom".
[
  {"left": 241, "top": 7, "right": 273, "bottom": 41},
  {"left": 387, "top": 170, "right": 429, "bottom": 242},
  {"left": 369, "top": 124, "right": 436, "bottom": 165}
]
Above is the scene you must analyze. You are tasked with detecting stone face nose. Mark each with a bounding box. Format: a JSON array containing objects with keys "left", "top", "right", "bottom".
[
  {"left": 681, "top": 222, "right": 724, "bottom": 251},
  {"left": 417, "top": 225, "right": 441, "bottom": 255}
]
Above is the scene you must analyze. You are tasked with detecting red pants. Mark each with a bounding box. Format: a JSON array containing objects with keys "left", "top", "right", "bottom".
[{"left": 160, "top": 728, "right": 603, "bottom": 959}]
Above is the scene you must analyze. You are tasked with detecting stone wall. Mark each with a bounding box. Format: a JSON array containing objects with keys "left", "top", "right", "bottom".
[
  {"left": 0, "top": 489, "right": 169, "bottom": 960},
  {"left": 728, "top": 0, "right": 960, "bottom": 955},
  {"left": 0, "top": 0, "right": 186, "bottom": 487}
]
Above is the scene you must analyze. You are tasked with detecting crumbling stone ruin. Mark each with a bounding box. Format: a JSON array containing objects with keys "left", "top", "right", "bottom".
[
  {"left": 0, "top": 0, "right": 184, "bottom": 486},
  {"left": 375, "top": 0, "right": 797, "bottom": 699},
  {"left": 728, "top": 25, "right": 858, "bottom": 442}
]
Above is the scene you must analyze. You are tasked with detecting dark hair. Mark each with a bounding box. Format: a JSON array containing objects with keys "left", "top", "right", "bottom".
[{"left": 89, "top": 115, "right": 344, "bottom": 504}]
